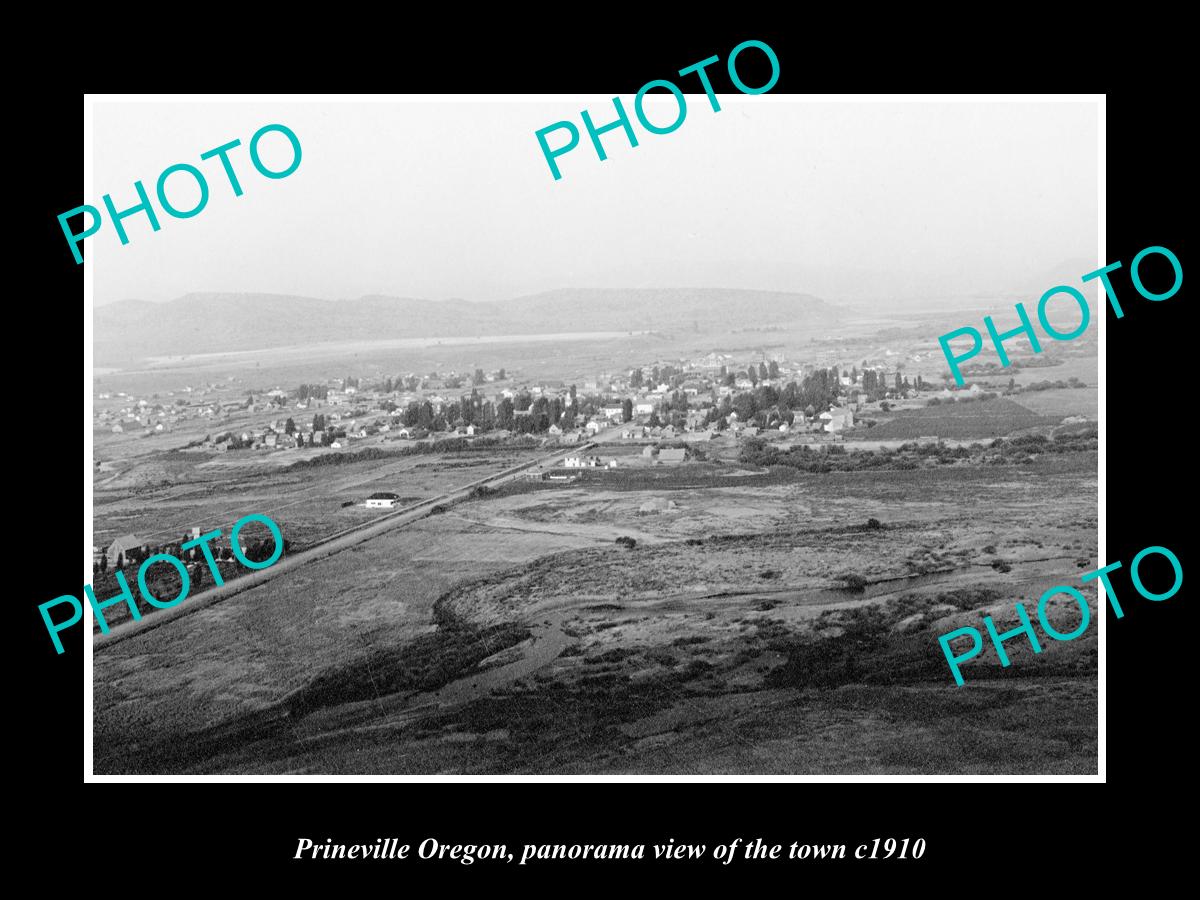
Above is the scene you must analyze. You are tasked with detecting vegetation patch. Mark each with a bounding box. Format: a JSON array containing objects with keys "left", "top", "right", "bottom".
[{"left": 284, "top": 621, "right": 531, "bottom": 717}]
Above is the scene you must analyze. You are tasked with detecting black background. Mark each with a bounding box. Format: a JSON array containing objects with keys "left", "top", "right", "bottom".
[{"left": 17, "top": 19, "right": 1189, "bottom": 887}]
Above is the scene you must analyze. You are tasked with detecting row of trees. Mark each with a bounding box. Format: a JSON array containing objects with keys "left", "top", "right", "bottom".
[
  {"left": 295, "top": 383, "right": 330, "bottom": 401},
  {"left": 737, "top": 427, "right": 1097, "bottom": 474},
  {"left": 301, "top": 368, "right": 514, "bottom": 399},
  {"left": 393, "top": 387, "right": 622, "bottom": 434},
  {"left": 630, "top": 362, "right": 711, "bottom": 388}
]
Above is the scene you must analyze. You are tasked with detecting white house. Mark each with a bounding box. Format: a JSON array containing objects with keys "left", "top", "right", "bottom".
[
  {"left": 365, "top": 492, "right": 400, "bottom": 508},
  {"left": 823, "top": 407, "right": 855, "bottom": 433},
  {"left": 564, "top": 455, "right": 602, "bottom": 468}
]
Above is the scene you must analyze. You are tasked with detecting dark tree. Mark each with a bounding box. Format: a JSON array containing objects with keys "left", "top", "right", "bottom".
[
  {"left": 285, "top": 417, "right": 296, "bottom": 434},
  {"left": 622, "top": 398, "right": 633, "bottom": 422},
  {"left": 417, "top": 401, "right": 434, "bottom": 429},
  {"left": 496, "top": 397, "right": 515, "bottom": 430}
]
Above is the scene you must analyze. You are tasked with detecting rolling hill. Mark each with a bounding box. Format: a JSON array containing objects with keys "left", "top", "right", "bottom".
[{"left": 93, "top": 288, "right": 844, "bottom": 364}]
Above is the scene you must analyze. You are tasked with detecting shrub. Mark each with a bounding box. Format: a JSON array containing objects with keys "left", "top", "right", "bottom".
[
  {"left": 866, "top": 518, "right": 883, "bottom": 530},
  {"left": 615, "top": 536, "right": 637, "bottom": 549},
  {"left": 840, "top": 573, "right": 869, "bottom": 592}
]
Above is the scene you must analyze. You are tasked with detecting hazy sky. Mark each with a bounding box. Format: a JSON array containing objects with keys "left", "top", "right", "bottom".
[{"left": 91, "top": 98, "right": 1099, "bottom": 306}]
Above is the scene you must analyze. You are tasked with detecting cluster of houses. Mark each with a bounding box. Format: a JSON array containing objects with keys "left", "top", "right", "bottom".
[
  {"left": 92, "top": 528, "right": 247, "bottom": 570},
  {"left": 563, "top": 455, "right": 618, "bottom": 469},
  {"left": 557, "top": 447, "right": 687, "bottom": 471},
  {"left": 97, "top": 349, "right": 955, "bottom": 455},
  {"left": 95, "top": 382, "right": 306, "bottom": 438}
]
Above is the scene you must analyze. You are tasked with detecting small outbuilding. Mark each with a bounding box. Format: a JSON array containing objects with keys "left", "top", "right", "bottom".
[{"left": 365, "top": 492, "right": 401, "bottom": 509}]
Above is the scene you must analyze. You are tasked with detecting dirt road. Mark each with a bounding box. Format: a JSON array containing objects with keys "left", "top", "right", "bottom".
[{"left": 93, "top": 431, "right": 623, "bottom": 650}]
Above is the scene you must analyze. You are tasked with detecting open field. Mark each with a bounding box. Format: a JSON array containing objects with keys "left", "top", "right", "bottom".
[{"left": 94, "top": 444, "right": 550, "bottom": 549}]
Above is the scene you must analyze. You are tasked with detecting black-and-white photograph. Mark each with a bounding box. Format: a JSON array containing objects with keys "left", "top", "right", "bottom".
[{"left": 86, "top": 96, "right": 1100, "bottom": 776}]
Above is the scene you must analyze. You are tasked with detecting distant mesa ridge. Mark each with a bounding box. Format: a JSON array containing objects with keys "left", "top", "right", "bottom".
[{"left": 93, "top": 288, "right": 842, "bottom": 364}]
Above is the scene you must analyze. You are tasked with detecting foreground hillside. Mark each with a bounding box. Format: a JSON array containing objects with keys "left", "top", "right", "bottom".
[{"left": 94, "top": 451, "right": 1097, "bottom": 775}]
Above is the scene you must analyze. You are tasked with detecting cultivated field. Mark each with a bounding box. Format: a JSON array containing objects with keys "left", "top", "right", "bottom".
[
  {"left": 1011, "top": 387, "right": 1098, "bottom": 418},
  {"left": 850, "top": 397, "right": 1059, "bottom": 441}
]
